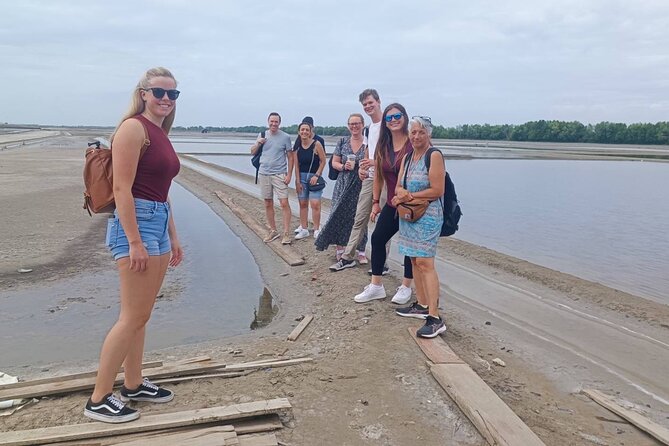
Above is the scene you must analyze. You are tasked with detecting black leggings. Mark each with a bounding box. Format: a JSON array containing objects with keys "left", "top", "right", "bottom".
[{"left": 371, "top": 204, "right": 413, "bottom": 279}]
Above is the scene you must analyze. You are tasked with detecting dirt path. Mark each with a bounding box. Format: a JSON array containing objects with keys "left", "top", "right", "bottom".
[{"left": 1, "top": 135, "right": 668, "bottom": 445}]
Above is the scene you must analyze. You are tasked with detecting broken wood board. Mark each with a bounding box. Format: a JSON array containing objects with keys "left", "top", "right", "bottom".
[
  {"left": 112, "top": 425, "right": 237, "bottom": 446},
  {"left": 0, "top": 398, "right": 291, "bottom": 446},
  {"left": 0, "top": 361, "right": 226, "bottom": 403},
  {"left": 406, "top": 327, "right": 465, "bottom": 364},
  {"left": 0, "top": 356, "right": 209, "bottom": 392},
  {"left": 431, "top": 363, "right": 545, "bottom": 446},
  {"left": 56, "top": 414, "right": 284, "bottom": 445},
  {"left": 232, "top": 414, "right": 283, "bottom": 434},
  {"left": 0, "top": 361, "right": 163, "bottom": 391},
  {"left": 287, "top": 315, "right": 314, "bottom": 341},
  {"left": 215, "top": 191, "right": 304, "bottom": 266},
  {"left": 239, "top": 432, "right": 278, "bottom": 446},
  {"left": 583, "top": 389, "right": 669, "bottom": 446}
]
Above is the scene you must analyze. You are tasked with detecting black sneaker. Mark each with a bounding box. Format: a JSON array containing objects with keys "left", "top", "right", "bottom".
[
  {"left": 416, "top": 315, "right": 446, "bottom": 338},
  {"left": 367, "top": 265, "right": 390, "bottom": 276},
  {"left": 84, "top": 393, "right": 139, "bottom": 423},
  {"left": 329, "top": 258, "right": 356, "bottom": 272},
  {"left": 396, "top": 302, "right": 429, "bottom": 319},
  {"left": 120, "top": 378, "right": 174, "bottom": 403}
]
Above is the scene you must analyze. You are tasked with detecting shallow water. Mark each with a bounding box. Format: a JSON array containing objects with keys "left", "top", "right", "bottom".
[
  {"left": 178, "top": 139, "right": 669, "bottom": 304},
  {"left": 0, "top": 183, "right": 270, "bottom": 369}
]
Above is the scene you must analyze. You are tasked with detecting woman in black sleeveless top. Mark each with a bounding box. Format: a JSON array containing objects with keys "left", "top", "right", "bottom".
[{"left": 293, "top": 121, "right": 326, "bottom": 240}]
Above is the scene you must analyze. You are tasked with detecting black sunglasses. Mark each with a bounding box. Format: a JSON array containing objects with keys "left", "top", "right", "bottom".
[{"left": 143, "top": 87, "right": 180, "bottom": 100}]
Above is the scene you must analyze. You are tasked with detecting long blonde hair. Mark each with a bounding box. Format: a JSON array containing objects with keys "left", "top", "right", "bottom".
[{"left": 110, "top": 67, "right": 177, "bottom": 142}]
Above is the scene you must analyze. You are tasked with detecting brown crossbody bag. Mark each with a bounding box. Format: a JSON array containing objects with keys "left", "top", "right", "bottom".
[{"left": 396, "top": 153, "right": 430, "bottom": 222}]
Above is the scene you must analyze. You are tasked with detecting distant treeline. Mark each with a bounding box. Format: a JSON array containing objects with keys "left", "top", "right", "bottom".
[{"left": 174, "top": 120, "right": 669, "bottom": 145}]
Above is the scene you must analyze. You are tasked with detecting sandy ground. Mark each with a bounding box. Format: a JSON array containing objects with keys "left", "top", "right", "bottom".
[{"left": 1, "top": 133, "right": 668, "bottom": 445}]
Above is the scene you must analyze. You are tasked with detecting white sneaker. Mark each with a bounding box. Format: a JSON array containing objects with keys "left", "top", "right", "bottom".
[
  {"left": 391, "top": 285, "right": 412, "bottom": 304},
  {"left": 294, "top": 225, "right": 304, "bottom": 234},
  {"left": 354, "top": 284, "right": 386, "bottom": 303},
  {"left": 294, "top": 228, "right": 310, "bottom": 240},
  {"left": 313, "top": 229, "right": 321, "bottom": 239}
]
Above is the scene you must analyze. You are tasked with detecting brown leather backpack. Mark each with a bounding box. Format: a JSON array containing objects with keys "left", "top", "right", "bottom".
[{"left": 83, "top": 119, "right": 150, "bottom": 215}]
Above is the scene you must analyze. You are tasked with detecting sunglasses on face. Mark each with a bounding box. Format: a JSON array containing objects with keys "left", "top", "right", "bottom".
[
  {"left": 348, "top": 122, "right": 363, "bottom": 126},
  {"left": 142, "top": 87, "right": 180, "bottom": 100},
  {"left": 384, "top": 113, "right": 403, "bottom": 122}
]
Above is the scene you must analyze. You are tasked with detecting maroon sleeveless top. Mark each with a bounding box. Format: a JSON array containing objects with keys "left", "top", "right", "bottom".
[{"left": 131, "top": 114, "right": 180, "bottom": 202}]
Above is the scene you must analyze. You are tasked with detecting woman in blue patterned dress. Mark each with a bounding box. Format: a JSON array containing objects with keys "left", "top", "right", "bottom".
[{"left": 392, "top": 116, "right": 446, "bottom": 338}]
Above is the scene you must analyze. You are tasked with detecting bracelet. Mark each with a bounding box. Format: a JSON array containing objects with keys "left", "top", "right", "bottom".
[{"left": 372, "top": 199, "right": 380, "bottom": 204}]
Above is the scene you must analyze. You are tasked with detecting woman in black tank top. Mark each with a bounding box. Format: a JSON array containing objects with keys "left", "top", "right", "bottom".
[{"left": 293, "top": 122, "right": 326, "bottom": 240}]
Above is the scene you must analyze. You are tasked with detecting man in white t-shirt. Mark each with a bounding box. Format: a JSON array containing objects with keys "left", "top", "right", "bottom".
[{"left": 330, "top": 89, "right": 384, "bottom": 271}]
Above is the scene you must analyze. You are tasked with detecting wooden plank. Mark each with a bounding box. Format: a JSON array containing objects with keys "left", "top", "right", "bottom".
[
  {"left": 287, "top": 315, "right": 314, "bottom": 341},
  {"left": 112, "top": 426, "right": 237, "bottom": 446},
  {"left": 232, "top": 414, "right": 283, "bottom": 435},
  {"left": 0, "top": 361, "right": 163, "bottom": 391},
  {"left": 431, "top": 363, "right": 545, "bottom": 446},
  {"left": 0, "top": 398, "right": 292, "bottom": 446},
  {"left": 215, "top": 191, "right": 304, "bottom": 266},
  {"left": 407, "top": 327, "right": 465, "bottom": 364},
  {"left": 173, "top": 355, "right": 212, "bottom": 365},
  {"left": 57, "top": 415, "right": 283, "bottom": 445},
  {"left": 238, "top": 433, "right": 278, "bottom": 446},
  {"left": 152, "top": 371, "right": 247, "bottom": 385},
  {"left": 583, "top": 389, "right": 669, "bottom": 445},
  {"left": 0, "top": 361, "right": 227, "bottom": 402},
  {"left": 224, "top": 357, "right": 313, "bottom": 372}
]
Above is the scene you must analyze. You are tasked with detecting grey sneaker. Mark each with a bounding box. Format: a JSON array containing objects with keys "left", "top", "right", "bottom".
[
  {"left": 416, "top": 315, "right": 446, "bottom": 338},
  {"left": 84, "top": 393, "right": 139, "bottom": 423},
  {"left": 329, "top": 258, "right": 356, "bottom": 271},
  {"left": 396, "top": 302, "right": 429, "bottom": 319},
  {"left": 281, "top": 233, "right": 292, "bottom": 245},
  {"left": 263, "top": 229, "right": 280, "bottom": 243}
]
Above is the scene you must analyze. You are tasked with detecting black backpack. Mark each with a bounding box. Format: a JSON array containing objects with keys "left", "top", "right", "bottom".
[
  {"left": 251, "top": 131, "right": 265, "bottom": 184},
  {"left": 415, "top": 147, "right": 462, "bottom": 237}
]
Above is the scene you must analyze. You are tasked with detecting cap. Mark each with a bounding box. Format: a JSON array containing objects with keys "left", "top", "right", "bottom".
[{"left": 301, "top": 116, "right": 314, "bottom": 126}]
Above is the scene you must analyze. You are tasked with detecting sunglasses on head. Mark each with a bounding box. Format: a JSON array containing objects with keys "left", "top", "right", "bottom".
[
  {"left": 412, "top": 115, "right": 432, "bottom": 124},
  {"left": 384, "top": 113, "right": 403, "bottom": 122},
  {"left": 143, "top": 87, "right": 180, "bottom": 100}
]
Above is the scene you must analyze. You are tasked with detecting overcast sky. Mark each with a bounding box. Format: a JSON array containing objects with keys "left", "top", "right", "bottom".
[{"left": 1, "top": 0, "right": 668, "bottom": 127}]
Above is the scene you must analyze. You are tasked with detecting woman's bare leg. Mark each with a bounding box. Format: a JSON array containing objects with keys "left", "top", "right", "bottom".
[{"left": 91, "top": 254, "right": 169, "bottom": 402}]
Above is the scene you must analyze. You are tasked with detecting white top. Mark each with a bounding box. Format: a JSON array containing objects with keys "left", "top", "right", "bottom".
[{"left": 365, "top": 121, "right": 381, "bottom": 159}]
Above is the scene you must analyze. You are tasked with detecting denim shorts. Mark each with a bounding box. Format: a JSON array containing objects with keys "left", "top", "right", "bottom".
[
  {"left": 106, "top": 199, "right": 171, "bottom": 261},
  {"left": 297, "top": 172, "right": 324, "bottom": 200}
]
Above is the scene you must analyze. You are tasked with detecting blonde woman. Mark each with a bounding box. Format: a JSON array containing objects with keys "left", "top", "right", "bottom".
[{"left": 85, "top": 67, "right": 183, "bottom": 423}]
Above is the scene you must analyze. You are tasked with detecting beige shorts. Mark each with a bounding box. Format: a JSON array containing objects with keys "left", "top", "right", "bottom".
[{"left": 259, "top": 173, "right": 289, "bottom": 200}]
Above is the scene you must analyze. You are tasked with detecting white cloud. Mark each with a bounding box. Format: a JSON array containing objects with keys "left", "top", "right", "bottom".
[{"left": 1, "top": 0, "right": 668, "bottom": 126}]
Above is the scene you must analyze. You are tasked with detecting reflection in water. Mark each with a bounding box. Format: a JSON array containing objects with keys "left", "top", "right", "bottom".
[{"left": 250, "top": 287, "right": 277, "bottom": 330}]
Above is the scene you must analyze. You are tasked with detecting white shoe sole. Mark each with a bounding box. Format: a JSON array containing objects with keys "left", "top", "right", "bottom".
[
  {"left": 354, "top": 290, "right": 386, "bottom": 303},
  {"left": 391, "top": 293, "right": 412, "bottom": 305},
  {"left": 329, "top": 261, "right": 357, "bottom": 272},
  {"left": 83, "top": 409, "right": 140, "bottom": 423},
  {"left": 417, "top": 324, "right": 447, "bottom": 338},
  {"left": 294, "top": 233, "right": 310, "bottom": 240},
  {"left": 120, "top": 393, "right": 174, "bottom": 403}
]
